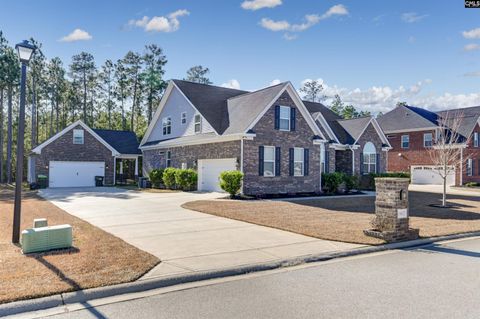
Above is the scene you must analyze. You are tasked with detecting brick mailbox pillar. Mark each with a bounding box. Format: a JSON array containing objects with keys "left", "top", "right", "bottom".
[{"left": 364, "top": 177, "right": 419, "bottom": 242}]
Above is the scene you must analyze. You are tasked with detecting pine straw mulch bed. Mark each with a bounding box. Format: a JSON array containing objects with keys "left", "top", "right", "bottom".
[
  {"left": 0, "top": 187, "right": 159, "bottom": 304},
  {"left": 182, "top": 191, "right": 480, "bottom": 246}
]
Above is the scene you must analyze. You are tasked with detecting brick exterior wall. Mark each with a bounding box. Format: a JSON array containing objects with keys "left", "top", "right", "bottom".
[
  {"left": 142, "top": 140, "right": 241, "bottom": 174},
  {"left": 33, "top": 125, "right": 115, "bottom": 185},
  {"left": 354, "top": 123, "right": 387, "bottom": 175},
  {"left": 463, "top": 123, "right": 480, "bottom": 184},
  {"left": 242, "top": 92, "right": 321, "bottom": 195},
  {"left": 335, "top": 150, "right": 352, "bottom": 175}
]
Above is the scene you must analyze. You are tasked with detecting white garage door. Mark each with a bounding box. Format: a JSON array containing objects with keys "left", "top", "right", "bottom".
[
  {"left": 49, "top": 161, "right": 105, "bottom": 188},
  {"left": 411, "top": 166, "right": 455, "bottom": 186},
  {"left": 198, "top": 158, "right": 237, "bottom": 192}
]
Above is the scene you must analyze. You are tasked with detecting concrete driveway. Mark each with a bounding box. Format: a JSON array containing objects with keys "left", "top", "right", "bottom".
[{"left": 39, "top": 188, "right": 362, "bottom": 280}]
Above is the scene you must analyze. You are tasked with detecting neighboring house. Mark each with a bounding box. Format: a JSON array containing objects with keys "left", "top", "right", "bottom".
[
  {"left": 378, "top": 104, "right": 480, "bottom": 186},
  {"left": 140, "top": 80, "right": 390, "bottom": 195},
  {"left": 28, "top": 120, "right": 141, "bottom": 188}
]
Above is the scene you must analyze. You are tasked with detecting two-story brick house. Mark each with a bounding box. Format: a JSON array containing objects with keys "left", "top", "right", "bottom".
[
  {"left": 378, "top": 104, "right": 480, "bottom": 186},
  {"left": 141, "top": 80, "right": 391, "bottom": 195}
]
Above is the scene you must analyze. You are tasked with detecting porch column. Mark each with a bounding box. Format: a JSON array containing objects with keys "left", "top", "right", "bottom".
[
  {"left": 113, "top": 157, "right": 116, "bottom": 185},
  {"left": 119, "top": 160, "right": 123, "bottom": 174},
  {"left": 134, "top": 157, "right": 139, "bottom": 178},
  {"left": 351, "top": 148, "right": 355, "bottom": 175}
]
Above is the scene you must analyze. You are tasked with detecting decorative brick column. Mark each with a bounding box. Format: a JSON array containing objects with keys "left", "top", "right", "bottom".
[{"left": 364, "top": 177, "right": 419, "bottom": 242}]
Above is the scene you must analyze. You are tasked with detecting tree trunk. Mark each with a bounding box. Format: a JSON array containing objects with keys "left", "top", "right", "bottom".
[
  {"left": 55, "top": 98, "right": 59, "bottom": 133},
  {"left": 6, "top": 85, "right": 13, "bottom": 184},
  {"left": 443, "top": 178, "right": 447, "bottom": 207},
  {"left": 0, "top": 88, "right": 4, "bottom": 183},
  {"left": 147, "top": 89, "right": 153, "bottom": 124},
  {"left": 83, "top": 73, "right": 87, "bottom": 125},
  {"left": 49, "top": 97, "right": 54, "bottom": 137},
  {"left": 31, "top": 77, "right": 37, "bottom": 148},
  {"left": 130, "top": 76, "right": 138, "bottom": 131}
]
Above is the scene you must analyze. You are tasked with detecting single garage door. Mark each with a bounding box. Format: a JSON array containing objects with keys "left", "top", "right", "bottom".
[
  {"left": 411, "top": 165, "right": 455, "bottom": 186},
  {"left": 198, "top": 158, "right": 237, "bottom": 192},
  {"left": 49, "top": 161, "right": 105, "bottom": 188}
]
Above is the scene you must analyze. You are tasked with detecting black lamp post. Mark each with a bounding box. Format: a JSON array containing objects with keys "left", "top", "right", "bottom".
[{"left": 12, "top": 40, "right": 35, "bottom": 244}]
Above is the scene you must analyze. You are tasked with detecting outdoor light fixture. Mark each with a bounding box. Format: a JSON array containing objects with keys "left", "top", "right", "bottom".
[
  {"left": 12, "top": 40, "right": 36, "bottom": 244},
  {"left": 15, "top": 40, "right": 35, "bottom": 64}
]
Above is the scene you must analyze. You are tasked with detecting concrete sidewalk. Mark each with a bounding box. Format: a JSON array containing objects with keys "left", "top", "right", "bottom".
[{"left": 39, "top": 188, "right": 362, "bottom": 281}]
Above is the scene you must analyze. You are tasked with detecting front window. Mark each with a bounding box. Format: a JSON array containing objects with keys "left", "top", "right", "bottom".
[
  {"left": 279, "top": 106, "right": 290, "bottom": 131},
  {"left": 363, "top": 142, "right": 376, "bottom": 174},
  {"left": 166, "top": 151, "right": 171, "bottom": 167},
  {"left": 474, "top": 132, "right": 479, "bottom": 147},
  {"left": 320, "top": 143, "right": 326, "bottom": 173},
  {"left": 181, "top": 112, "right": 187, "bottom": 125},
  {"left": 424, "top": 133, "right": 433, "bottom": 148},
  {"left": 162, "top": 117, "right": 171, "bottom": 135},
  {"left": 294, "top": 148, "right": 304, "bottom": 176},
  {"left": 401, "top": 135, "right": 409, "bottom": 148},
  {"left": 73, "top": 129, "right": 84, "bottom": 144},
  {"left": 467, "top": 159, "right": 473, "bottom": 176},
  {"left": 263, "top": 146, "right": 275, "bottom": 177},
  {"left": 194, "top": 114, "right": 201, "bottom": 133}
]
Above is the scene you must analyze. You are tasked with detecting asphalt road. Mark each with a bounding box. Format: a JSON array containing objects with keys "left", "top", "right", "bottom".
[{"left": 42, "top": 237, "right": 480, "bottom": 319}]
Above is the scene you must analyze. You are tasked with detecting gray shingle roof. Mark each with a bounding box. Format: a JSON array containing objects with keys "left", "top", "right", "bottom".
[
  {"left": 377, "top": 105, "right": 439, "bottom": 133},
  {"left": 303, "top": 100, "right": 352, "bottom": 143},
  {"left": 173, "top": 80, "right": 248, "bottom": 134},
  {"left": 337, "top": 116, "right": 372, "bottom": 143},
  {"left": 437, "top": 106, "right": 480, "bottom": 139},
  {"left": 93, "top": 129, "right": 141, "bottom": 154},
  {"left": 223, "top": 82, "right": 288, "bottom": 135}
]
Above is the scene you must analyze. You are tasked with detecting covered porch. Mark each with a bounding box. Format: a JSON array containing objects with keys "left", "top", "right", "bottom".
[{"left": 114, "top": 154, "right": 142, "bottom": 185}]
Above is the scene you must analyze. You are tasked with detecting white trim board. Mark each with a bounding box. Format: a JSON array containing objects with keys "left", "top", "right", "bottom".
[
  {"left": 31, "top": 120, "right": 120, "bottom": 156},
  {"left": 353, "top": 117, "right": 392, "bottom": 147}
]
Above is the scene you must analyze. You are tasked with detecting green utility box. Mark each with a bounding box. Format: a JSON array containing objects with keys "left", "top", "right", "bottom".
[{"left": 21, "top": 224, "right": 73, "bottom": 254}]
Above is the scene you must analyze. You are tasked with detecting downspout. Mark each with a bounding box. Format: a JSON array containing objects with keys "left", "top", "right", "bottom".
[{"left": 240, "top": 138, "right": 244, "bottom": 194}]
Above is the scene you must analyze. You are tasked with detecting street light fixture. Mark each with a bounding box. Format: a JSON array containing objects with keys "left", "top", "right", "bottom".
[{"left": 12, "top": 40, "right": 35, "bottom": 244}]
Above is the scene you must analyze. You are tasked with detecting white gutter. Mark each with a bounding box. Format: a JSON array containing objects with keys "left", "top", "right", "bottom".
[{"left": 140, "top": 133, "right": 256, "bottom": 151}]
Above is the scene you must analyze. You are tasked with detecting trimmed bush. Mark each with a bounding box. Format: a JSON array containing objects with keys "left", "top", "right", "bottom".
[
  {"left": 148, "top": 169, "right": 164, "bottom": 188},
  {"left": 465, "top": 182, "right": 479, "bottom": 187},
  {"left": 219, "top": 171, "right": 244, "bottom": 198},
  {"left": 360, "top": 172, "right": 411, "bottom": 190},
  {"left": 162, "top": 167, "right": 178, "bottom": 189},
  {"left": 175, "top": 169, "right": 198, "bottom": 191},
  {"left": 322, "top": 172, "right": 345, "bottom": 193},
  {"left": 344, "top": 174, "right": 359, "bottom": 191}
]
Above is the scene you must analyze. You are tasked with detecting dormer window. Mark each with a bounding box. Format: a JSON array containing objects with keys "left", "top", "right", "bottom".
[
  {"left": 162, "top": 117, "right": 171, "bottom": 135},
  {"left": 194, "top": 114, "right": 201, "bottom": 134},
  {"left": 279, "top": 106, "right": 291, "bottom": 131},
  {"left": 73, "top": 129, "right": 84, "bottom": 144}
]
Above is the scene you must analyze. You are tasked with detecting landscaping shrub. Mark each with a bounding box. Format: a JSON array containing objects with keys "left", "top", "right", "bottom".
[
  {"left": 175, "top": 169, "right": 198, "bottom": 191},
  {"left": 219, "top": 171, "right": 244, "bottom": 198},
  {"left": 360, "top": 172, "right": 411, "bottom": 190},
  {"left": 322, "top": 172, "right": 345, "bottom": 193},
  {"left": 344, "top": 174, "right": 359, "bottom": 191},
  {"left": 465, "top": 182, "right": 479, "bottom": 187},
  {"left": 162, "top": 167, "right": 178, "bottom": 189},
  {"left": 148, "top": 169, "right": 164, "bottom": 188}
]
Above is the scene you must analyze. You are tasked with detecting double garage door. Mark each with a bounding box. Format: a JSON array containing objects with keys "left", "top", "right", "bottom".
[
  {"left": 411, "top": 165, "right": 455, "bottom": 186},
  {"left": 49, "top": 161, "right": 105, "bottom": 188},
  {"left": 197, "top": 158, "right": 237, "bottom": 192}
]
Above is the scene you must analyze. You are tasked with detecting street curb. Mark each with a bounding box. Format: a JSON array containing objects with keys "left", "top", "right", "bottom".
[{"left": 2, "top": 231, "right": 480, "bottom": 317}]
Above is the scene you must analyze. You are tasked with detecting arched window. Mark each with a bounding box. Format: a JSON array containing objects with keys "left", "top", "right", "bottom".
[{"left": 363, "top": 142, "right": 377, "bottom": 174}]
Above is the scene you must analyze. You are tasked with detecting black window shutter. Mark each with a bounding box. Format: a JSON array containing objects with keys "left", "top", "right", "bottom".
[
  {"left": 259, "top": 146, "right": 264, "bottom": 176},
  {"left": 274, "top": 105, "right": 280, "bottom": 130},
  {"left": 275, "top": 147, "right": 281, "bottom": 176},
  {"left": 290, "top": 108, "right": 296, "bottom": 131},
  {"left": 376, "top": 154, "right": 380, "bottom": 174},
  {"left": 472, "top": 160, "right": 475, "bottom": 176},
  {"left": 360, "top": 153, "right": 364, "bottom": 175},
  {"left": 325, "top": 149, "right": 329, "bottom": 173},
  {"left": 304, "top": 148, "right": 309, "bottom": 176},
  {"left": 289, "top": 148, "right": 294, "bottom": 176}
]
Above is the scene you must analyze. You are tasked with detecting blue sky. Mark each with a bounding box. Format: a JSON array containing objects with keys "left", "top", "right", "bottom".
[{"left": 1, "top": 0, "right": 479, "bottom": 113}]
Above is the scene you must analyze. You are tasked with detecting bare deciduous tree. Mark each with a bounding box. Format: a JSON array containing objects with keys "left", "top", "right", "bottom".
[{"left": 427, "top": 111, "right": 470, "bottom": 207}]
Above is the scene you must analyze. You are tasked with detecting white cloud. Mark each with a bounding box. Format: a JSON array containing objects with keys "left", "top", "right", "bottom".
[
  {"left": 260, "top": 4, "right": 348, "bottom": 37},
  {"left": 464, "top": 43, "right": 480, "bottom": 51},
  {"left": 269, "top": 79, "right": 281, "bottom": 86},
  {"left": 298, "top": 78, "right": 480, "bottom": 114},
  {"left": 462, "top": 28, "right": 480, "bottom": 39},
  {"left": 401, "top": 12, "right": 428, "bottom": 23},
  {"left": 241, "top": 0, "right": 282, "bottom": 10},
  {"left": 128, "top": 9, "right": 190, "bottom": 33},
  {"left": 59, "top": 29, "right": 92, "bottom": 42},
  {"left": 464, "top": 71, "right": 480, "bottom": 77},
  {"left": 221, "top": 79, "right": 241, "bottom": 90}
]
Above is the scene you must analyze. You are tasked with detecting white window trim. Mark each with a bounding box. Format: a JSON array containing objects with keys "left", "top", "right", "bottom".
[
  {"left": 162, "top": 117, "right": 172, "bottom": 135},
  {"left": 194, "top": 114, "right": 202, "bottom": 134},
  {"left": 279, "top": 105, "right": 291, "bottom": 132},
  {"left": 181, "top": 112, "right": 187, "bottom": 125},
  {"left": 263, "top": 146, "right": 275, "bottom": 177},
  {"left": 166, "top": 151, "right": 172, "bottom": 167},
  {"left": 294, "top": 147, "right": 304, "bottom": 177},
  {"left": 467, "top": 159, "right": 473, "bottom": 176},
  {"left": 73, "top": 129, "right": 84, "bottom": 145},
  {"left": 401, "top": 135, "right": 409, "bottom": 149},
  {"left": 423, "top": 133, "right": 433, "bottom": 148},
  {"left": 474, "top": 132, "right": 479, "bottom": 148}
]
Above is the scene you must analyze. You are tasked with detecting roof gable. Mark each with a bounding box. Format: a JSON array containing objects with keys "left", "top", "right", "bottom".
[{"left": 378, "top": 105, "right": 439, "bottom": 133}]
